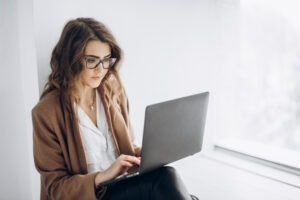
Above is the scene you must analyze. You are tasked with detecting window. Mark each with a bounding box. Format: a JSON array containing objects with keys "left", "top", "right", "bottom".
[{"left": 215, "top": 0, "right": 300, "bottom": 171}]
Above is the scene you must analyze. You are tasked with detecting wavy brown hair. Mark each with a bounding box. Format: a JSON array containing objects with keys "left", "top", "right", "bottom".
[{"left": 41, "top": 17, "right": 123, "bottom": 100}]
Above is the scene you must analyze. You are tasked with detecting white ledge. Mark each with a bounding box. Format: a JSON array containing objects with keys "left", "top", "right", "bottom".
[{"left": 202, "top": 140, "right": 300, "bottom": 188}]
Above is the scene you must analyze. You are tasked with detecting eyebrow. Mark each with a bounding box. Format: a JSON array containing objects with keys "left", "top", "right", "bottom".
[{"left": 86, "top": 54, "right": 111, "bottom": 59}]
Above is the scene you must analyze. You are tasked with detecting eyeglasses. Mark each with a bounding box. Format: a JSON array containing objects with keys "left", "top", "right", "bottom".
[{"left": 84, "top": 55, "right": 117, "bottom": 69}]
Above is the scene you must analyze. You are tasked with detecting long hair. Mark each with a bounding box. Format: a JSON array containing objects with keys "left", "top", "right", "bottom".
[{"left": 41, "top": 18, "right": 123, "bottom": 100}]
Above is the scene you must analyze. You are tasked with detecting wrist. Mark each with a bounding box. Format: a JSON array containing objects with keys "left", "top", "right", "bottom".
[{"left": 95, "top": 170, "right": 110, "bottom": 186}]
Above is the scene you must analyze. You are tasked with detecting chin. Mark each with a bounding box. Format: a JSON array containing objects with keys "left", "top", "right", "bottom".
[
  {"left": 90, "top": 83, "right": 101, "bottom": 88},
  {"left": 91, "top": 79, "right": 102, "bottom": 88}
]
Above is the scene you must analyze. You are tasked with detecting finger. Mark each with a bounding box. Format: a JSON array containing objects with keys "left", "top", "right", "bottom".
[
  {"left": 119, "top": 155, "right": 141, "bottom": 165},
  {"left": 125, "top": 156, "right": 141, "bottom": 165},
  {"left": 120, "top": 160, "right": 134, "bottom": 168}
]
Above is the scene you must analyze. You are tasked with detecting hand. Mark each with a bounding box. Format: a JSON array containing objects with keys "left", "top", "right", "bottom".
[
  {"left": 95, "top": 154, "right": 141, "bottom": 185},
  {"left": 106, "top": 154, "right": 141, "bottom": 179}
]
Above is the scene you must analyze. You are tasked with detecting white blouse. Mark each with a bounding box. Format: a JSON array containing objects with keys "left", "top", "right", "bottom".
[{"left": 76, "top": 90, "right": 118, "bottom": 173}]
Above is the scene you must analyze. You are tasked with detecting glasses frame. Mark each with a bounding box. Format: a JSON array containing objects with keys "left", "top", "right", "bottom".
[{"left": 84, "top": 55, "right": 117, "bottom": 70}]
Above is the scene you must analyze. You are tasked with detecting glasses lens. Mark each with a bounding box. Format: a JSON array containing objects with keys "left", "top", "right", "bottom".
[
  {"left": 102, "top": 58, "right": 117, "bottom": 69},
  {"left": 109, "top": 58, "right": 117, "bottom": 68},
  {"left": 102, "top": 58, "right": 110, "bottom": 69},
  {"left": 85, "top": 56, "right": 117, "bottom": 69},
  {"left": 85, "top": 56, "right": 99, "bottom": 69}
]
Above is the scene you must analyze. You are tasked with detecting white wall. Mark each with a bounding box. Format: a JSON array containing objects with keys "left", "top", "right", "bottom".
[
  {"left": 0, "top": 0, "right": 39, "bottom": 199},
  {"left": 33, "top": 0, "right": 219, "bottom": 149}
]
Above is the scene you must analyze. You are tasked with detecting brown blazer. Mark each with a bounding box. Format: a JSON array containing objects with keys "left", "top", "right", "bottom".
[{"left": 32, "top": 71, "right": 140, "bottom": 200}]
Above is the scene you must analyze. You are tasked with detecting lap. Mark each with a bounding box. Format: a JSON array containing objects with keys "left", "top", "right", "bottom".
[{"left": 101, "top": 166, "right": 176, "bottom": 200}]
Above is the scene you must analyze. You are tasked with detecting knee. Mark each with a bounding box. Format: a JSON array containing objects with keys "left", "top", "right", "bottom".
[
  {"left": 161, "top": 166, "right": 176, "bottom": 175},
  {"left": 152, "top": 167, "right": 190, "bottom": 199},
  {"left": 157, "top": 166, "right": 178, "bottom": 181}
]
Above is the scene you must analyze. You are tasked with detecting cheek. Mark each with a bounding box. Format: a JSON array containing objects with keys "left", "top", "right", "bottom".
[
  {"left": 79, "top": 70, "right": 92, "bottom": 83},
  {"left": 82, "top": 71, "right": 90, "bottom": 80},
  {"left": 100, "top": 69, "right": 109, "bottom": 77}
]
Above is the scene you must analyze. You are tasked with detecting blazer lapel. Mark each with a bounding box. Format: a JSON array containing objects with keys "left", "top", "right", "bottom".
[{"left": 60, "top": 93, "right": 88, "bottom": 174}]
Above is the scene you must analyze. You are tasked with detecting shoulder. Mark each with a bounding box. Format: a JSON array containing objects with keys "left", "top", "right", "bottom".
[{"left": 32, "top": 90, "right": 61, "bottom": 118}]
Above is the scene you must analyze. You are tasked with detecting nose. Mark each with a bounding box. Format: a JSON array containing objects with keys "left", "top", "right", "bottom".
[
  {"left": 95, "top": 63, "right": 104, "bottom": 72},
  {"left": 94, "top": 64, "right": 108, "bottom": 77}
]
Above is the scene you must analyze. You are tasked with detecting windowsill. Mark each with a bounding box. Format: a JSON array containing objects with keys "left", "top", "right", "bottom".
[
  {"left": 215, "top": 138, "right": 300, "bottom": 171},
  {"left": 202, "top": 142, "right": 300, "bottom": 188}
]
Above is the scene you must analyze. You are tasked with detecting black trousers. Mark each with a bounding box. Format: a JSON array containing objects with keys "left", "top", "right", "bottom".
[{"left": 97, "top": 166, "right": 191, "bottom": 200}]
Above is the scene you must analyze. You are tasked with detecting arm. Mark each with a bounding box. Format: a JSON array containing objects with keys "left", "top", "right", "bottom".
[
  {"left": 103, "top": 72, "right": 141, "bottom": 157},
  {"left": 32, "top": 104, "right": 140, "bottom": 200},
  {"left": 32, "top": 107, "right": 98, "bottom": 200}
]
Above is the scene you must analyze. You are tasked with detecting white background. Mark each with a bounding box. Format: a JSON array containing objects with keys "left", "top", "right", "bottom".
[{"left": 1, "top": 0, "right": 300, "bottom": 199}]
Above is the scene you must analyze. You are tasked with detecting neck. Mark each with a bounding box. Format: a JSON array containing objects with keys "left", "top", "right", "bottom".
[{"left": 76, "top": 85, "right": 96, "bottom": 109}]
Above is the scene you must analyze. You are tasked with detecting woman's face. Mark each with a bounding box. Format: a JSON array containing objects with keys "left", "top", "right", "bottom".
[{"left": 78, "top": 40, "right": 111, "bottom": 89}]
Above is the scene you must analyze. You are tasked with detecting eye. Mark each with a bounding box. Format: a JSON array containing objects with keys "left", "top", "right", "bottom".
[
  {"left": 103, "top": 57, "right": 111, "bottom": 63},
  {"left": 85, "top": 57, "right": 98, "bottom": 64}
]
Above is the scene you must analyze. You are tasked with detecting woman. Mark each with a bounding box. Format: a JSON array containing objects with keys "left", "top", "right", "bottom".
[{"left": 32, "top": 17, "right": 198, "bottom": 200}]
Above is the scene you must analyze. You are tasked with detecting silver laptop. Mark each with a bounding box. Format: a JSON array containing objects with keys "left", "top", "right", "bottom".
[{"left": 99, "top": 91, "right": 209, "bottom": 186}]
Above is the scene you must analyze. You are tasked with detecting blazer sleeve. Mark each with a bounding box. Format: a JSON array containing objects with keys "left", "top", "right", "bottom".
[{"left": 32, "top": 106, "right": 98, "bottom": 200}]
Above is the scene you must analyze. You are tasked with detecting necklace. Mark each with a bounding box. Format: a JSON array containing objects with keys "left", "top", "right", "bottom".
[
  {"left": 89, "top": 90, "right": 96, "bottom": 111},
  {"left": 90, "top": 104, "right": 95, "bottom": 111}
]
